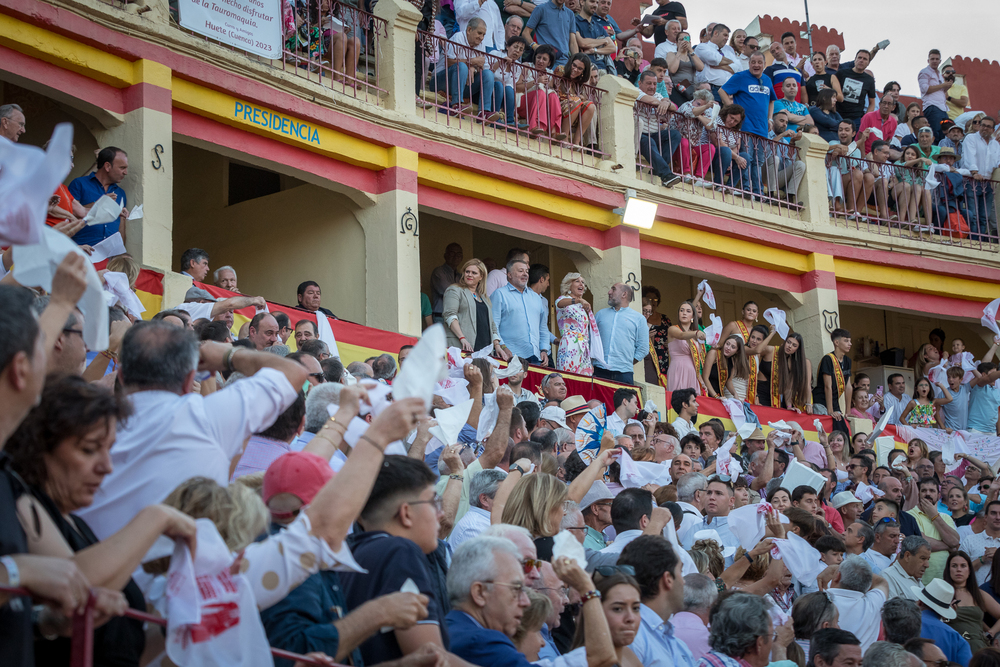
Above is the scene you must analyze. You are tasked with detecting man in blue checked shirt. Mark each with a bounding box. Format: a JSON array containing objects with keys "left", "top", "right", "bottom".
[
  {"left": 491, "top": 259, "right": 550, "bottom": 364},
  {"left": 593, "top": 283, "right": 647, "bottom": 385}
]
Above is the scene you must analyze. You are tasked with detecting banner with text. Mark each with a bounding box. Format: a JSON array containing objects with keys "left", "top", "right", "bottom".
[{"left": 179, "top": 0, "right": 281, "bottom": 59}]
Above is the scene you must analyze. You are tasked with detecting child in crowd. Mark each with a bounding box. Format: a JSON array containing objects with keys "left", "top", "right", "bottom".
[
  {"left": 940, "top": 366, "right": 973, "bottom": 431},
  {"left": 900, "top": 377, "right": 952, "bottom": 428},
  {"left": 815, "top": 534, "right": 846, "bottom": 567}
]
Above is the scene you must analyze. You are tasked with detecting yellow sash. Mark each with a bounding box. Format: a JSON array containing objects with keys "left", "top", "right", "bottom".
[
  {"left": 737, "top": 321, "right": 750, "bottom": 342},
  {"left": 827, "top": 352, "right": 846, "bottom": 398},
  {"left": 689, "top": 338, "right": 706, "bottom": 394},
  {"left": 747, "top": 354, "right": 759, "bottom": 403},
  {"left": 769, "top": 346, "right": 781, "bottom": 408}
]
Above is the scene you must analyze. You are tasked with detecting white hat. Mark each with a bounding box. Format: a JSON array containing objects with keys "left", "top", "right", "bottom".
[
  {"left": 580, "top": 481, "right": 615, "bottom": 510},
  {"left": 831, "top": 491, "right": 863, "bottom": 509},
  {"left": 539, "top": 406, "right": 568, "bottom": 429},
  {"left": 911, "top": 579, "right": 957, "bottom": 620},
  {"left": 692, "top": 529, "right": 737, "bottom": 558}
]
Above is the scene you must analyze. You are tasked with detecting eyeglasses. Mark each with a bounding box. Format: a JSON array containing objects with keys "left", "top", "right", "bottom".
[
  {"left": 537, "top": 585, "right": 571, "bottom": 596},
  {"left": 521, "top": 558, "right": 543, "bottom": 573},
  {"left": 594, "top": 565, "right": 636, "bottom": 577},
  {"left": 483, "top": 580, "right": 529, "bottom": 597},
  {"left": 406, "top": 494, "right": 442, "bottom": 511},
  {"left": 307, "top": 372, "right": 326, "bottom": 383},
  {"left": 565, "top": 525, "right": 588, "bottom": 533}
]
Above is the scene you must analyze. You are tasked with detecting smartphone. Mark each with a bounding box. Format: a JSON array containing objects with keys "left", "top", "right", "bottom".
[
  {"left": 636, "top": 409, "right": 649, "bottom": 421},
  {"left": 876, "top": 385, "right": 884, "bottom": 398}
]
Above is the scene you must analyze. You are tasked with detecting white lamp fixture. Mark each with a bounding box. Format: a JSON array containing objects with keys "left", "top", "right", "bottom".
[{"left": 615, "top": 188, "right": 657, "bottom": 229}]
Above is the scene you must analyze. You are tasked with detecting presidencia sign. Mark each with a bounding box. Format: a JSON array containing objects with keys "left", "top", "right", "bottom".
[
  {"left": 233, "top": 102, "right": 322, "bottom": 146},
  {"left": 178, "top": 0, "right": 281, "bottom": 58}
]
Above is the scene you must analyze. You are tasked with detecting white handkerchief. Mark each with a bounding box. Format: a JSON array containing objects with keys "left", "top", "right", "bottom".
[
  {"left": 662, "top": 512, "right": 700, "bottom": 576},
  {"left": 127, "top": 204, "right": 144, "bottom": 220},
  {"left": 643, "top": 400, "right": 660, "bottom": 420},
  {"left": 697, "top": 279, "right": 716, "bottom": 309},
  {"left": 0, "top": 123, "right": 73, "bottom": 246},
  {"left": 314, "top": 312, "right": 341, "bottom": 359},
  {"left": 771, "top": 532, "right": 826, "bottom": 587},
  {"left": 618, "top": 449, "right": 673, "bottom": 488},
  {"left": 434, "top": 378, "right": 471, "bottom": 406},
  {"left": 477, "top": 391, "right": 500, "bottom": 443},
  {"left": 393, "top": 324, "right": 446, "bottom": 413},
  {"left": 429, "top": 398, "right": 474, "bottom": 446},
  {"left": 854, "top": 481, "right": 884, "bottom": 504},
  {"left": 868, "top": 408, "right": 893, "bottom": 444},
  {"left": 927, "top": 358, "right": 949, "bottom": 386},
  {"left": 704, "top": 313, "right": 723, "bottom": 347},
  {"left": 103, "top": 270, "right": 145, "bottom": 318},
  {"left": 869, "top": 128, "right": 883, "bottom": 139},
  {"left": 983, "top": 298, "right": 1000, "bottom": 338},
  {"left": 942, "top": 438, "right": 957, "bottom": 466},
  {"left": 736, "top": 422, "right": 758, "bottom": 440},
  {"left": 874, "top": 436, "right": 896, "bottom": 468},
  {"left": 495, "top": 356, "right": 523, "bottom": 379},
  {"left": 728, "top": 502, "right": 769, "bottom": 551},
  {"left": 12, "top": 226, "right": 109, "bottom": 352},
  {"left": 88, "top": 232, "right": 126, "bottom": 263},
  {"left": 781, "top": 460, "right": 826, "bottom": 495},
  {"left": 381, "top": 579, "right": 421, "bottom": 633},
  {"left": 553, "top": 530, "right": 588, "bottom": 570},
  {"left": 763, "top": 308, "right": 789, "bottom": 339},
  {"left": 83, "top": 194, "right": 123, "bottom": 226}
]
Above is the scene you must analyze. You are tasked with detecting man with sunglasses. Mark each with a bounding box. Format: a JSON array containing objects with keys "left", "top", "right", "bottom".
[
  {"left": 42, "top": 306, "right": 88, "bottom": 375},
  {"left": 960, "top": 500, "right": 1000, "bottom": 586}
]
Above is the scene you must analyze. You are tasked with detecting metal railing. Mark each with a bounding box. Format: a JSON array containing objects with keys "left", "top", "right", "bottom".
[
  {"left": 829, "top": 154, "right": 1000, "bottom": 250},
  {"left": 169, "top": 0, "right": 387, "bottom": 106},
  {"left": 633, "top": 102, "right": 804, "bottom": 218},
  {"left": 0, "top": 583, "right": 343, "bottom": 667},
  {"left": 416, "top": 30, "right": 607, "bottom": 165}
]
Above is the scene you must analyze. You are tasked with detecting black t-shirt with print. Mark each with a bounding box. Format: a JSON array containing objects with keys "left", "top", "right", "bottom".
[{"left": 836, "top": 69, "right": 876, "bottom": 120}]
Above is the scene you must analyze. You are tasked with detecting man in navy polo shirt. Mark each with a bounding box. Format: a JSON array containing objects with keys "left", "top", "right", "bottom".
[
  {"left": 522, "top": 0, "right": 579, "bottom": 67},
  {"left": 67, "top": 146, "right": 129, "bottom": 247},
  {"left": 720, "top": 51, "right": 776, "bottom": 198}
]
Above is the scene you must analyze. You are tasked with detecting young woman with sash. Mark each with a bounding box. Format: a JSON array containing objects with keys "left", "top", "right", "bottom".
[
  {"left": 666, "top": 299, "right": 707, "bottom": 393},
  {"left": 747, "top": 324, "right": 778, "bottom": 406},
  {"left": 702, "top": 334, "right": 751, "bottom": 400},
  {"left": 720, "top": 300, "right": 760, "bottom": 345}
]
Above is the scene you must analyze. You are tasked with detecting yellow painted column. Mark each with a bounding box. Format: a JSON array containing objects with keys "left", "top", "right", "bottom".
[
  {"left": 596, "top": 73, "right": 642, "bottom": 171},
  {"left": 795, "top": 132, "right": 834, "bottom": 230},
  {"left": 94, "top": 60, "right": 174, "bottom": 270},
  {"left": 374, "top": 0, "right": 422, "bottom": 115},
  {"left": 355, "top": 147, "right": 422, "bottom": 336}
]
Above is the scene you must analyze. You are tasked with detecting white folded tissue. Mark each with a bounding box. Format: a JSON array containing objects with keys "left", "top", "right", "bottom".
[
  {"left": 697, "top": 279, "right": 716, "bottom": 309},
  {"left": 763, "top": 308, "right": 789, "bottom": 339},
  {"left": 704, "top": 314, "right": 723, "bottom": 347},
  {"left": 0, "top": 123, "right": 74, "bottom": 246},
  {"left": 127, "top": 204, "right": 143, "bottom": 220},
  {"left": 781, "top": 460, "right": 826, "bottom": 496},
  {"left": 770, "top": 532, "right": 827, "bottom": 588},
  {"left": 552, "top": 530, "right": 588, "bottom": 570},
  {"left": 83, "top": 194, "right": 123, "bottom": 226},
  {"left": 381, "top": 579, "right": 421, "bottom": 633},
  {"left": 428, "top": 398, "right": 474, "bottom": 446},
  {"left": 392, "top": 324, "right": 447, "bottom": 411},
  {"left": 88, "top": 231, "right": 127, "bottom": 263}
]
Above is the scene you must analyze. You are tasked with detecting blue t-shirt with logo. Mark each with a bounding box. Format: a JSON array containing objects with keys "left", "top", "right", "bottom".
[{"left": 721, "top": 70, "right": 777, "bottom": 137}]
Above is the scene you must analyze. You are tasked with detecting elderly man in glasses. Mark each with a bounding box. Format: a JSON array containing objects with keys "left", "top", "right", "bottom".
[{"left": 446, "top": 536, "right": 615, "bottom": 667}]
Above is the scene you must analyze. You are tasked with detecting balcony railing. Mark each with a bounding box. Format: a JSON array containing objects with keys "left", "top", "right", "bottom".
[
  {"left": 168, "top": 0, "right": 387, "bottom": 106},
  {"left": 416, "top": 30, "right": 607, "bottom": 165},
  {"left": 634, "top": 102, "right": 804, "bottom": 219},
  {"left": 829, "top": 155, "right": 1000, "bottom": 251}
]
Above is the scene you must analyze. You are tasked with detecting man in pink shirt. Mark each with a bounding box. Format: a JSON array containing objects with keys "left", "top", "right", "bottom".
[
  {"left": 856, "top": 96, "right": 899, "bottom": 155},
  {"left": 669, "top": 573, "right": 715, "bottom": 661}
]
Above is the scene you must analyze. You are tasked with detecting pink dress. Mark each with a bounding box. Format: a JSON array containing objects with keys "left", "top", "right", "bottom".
[{"left": 666, "top": 336, "right": 699, "bottom": 392}]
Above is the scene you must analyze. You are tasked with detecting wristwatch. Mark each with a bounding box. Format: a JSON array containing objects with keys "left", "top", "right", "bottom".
[
  {"left": 0, "top": 555, "right": 19, "bottom": 587},
  {"left": 512, "top": 464, "right": 527, "bottom": 475}
]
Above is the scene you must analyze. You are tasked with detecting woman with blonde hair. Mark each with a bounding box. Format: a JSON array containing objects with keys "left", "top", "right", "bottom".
[
  {"left": 498, "top": 473, "right": 569, "bottom": 539},
  {"left": 443, "top": 258, "right": 505, "bottom": 356},
  {"left": 556, "top": 272, "right": 601, "bottom": 375}
]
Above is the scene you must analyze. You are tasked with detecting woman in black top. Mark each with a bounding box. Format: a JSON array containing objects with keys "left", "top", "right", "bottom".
[
  {"left": 801, "top": 51, "right": 843, "bottom": 106},
  {"left": 6, "top": 376, "right": 197, "bottom": 667}
]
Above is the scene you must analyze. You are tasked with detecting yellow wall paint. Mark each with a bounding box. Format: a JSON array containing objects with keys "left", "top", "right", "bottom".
[
  {"left": 640, "top": 222, "right": 810, "bottom": 275},
  {"left": 0, "top": 14, "right": 135, "bottom": 87},
  {"left": 834, "top": 258, "right": 997, "bottom": 302},
  {"left": 171, "top": 78, "right": 389, "bottom": 170}
]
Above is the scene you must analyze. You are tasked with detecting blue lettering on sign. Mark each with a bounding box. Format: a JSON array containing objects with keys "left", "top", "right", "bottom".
[{"left": 233, "top": 101, "right": 321, "bottom": 146}]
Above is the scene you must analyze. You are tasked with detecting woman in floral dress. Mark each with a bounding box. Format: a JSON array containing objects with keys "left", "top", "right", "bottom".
[
  {"left": 642, "top": 285, "right": 672, "bottom": 386},
  {"left": 555, "top": 273, "right": 601, "bottom": 376}
]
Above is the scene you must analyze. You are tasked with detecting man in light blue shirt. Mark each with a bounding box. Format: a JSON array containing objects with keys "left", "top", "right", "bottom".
[
  {"left": 593, "top": 283, "right": 647, "bottom": 385},
  {"left": 492, "top": 259, "right": 550, "bottom": 364},
  {"left": 522, "top": 0, "right": 579, "bottom": 68},
  {"left": 617, "top": 534, "right": 696, "bottom": 667},
  {"left": 968, "top": 363, "right": 1000, "bottom": 434},
  {"left": 681, "top": 479, "right": 740, "bottom": 566}
]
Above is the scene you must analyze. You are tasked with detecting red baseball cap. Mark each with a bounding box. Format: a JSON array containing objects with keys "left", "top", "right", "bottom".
[{"left": 263, "top": 451, "right": 333, "bottom": 506}]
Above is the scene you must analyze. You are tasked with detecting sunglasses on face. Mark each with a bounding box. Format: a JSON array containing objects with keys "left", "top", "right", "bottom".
[{"left": 521, "top": 558, "right": 543, "bottom": 573}]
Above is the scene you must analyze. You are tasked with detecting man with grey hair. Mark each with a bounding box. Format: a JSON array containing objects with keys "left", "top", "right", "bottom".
[
  {"left": 481, "top": 523, "right": 543, "bottom": 585},
  {"left": 213, "top": 265, "right": 239, "bottom": 292},
  {"left": 861, "top": 517, "right": 900, "bottom": 574},
  {"left": 702, "top": 591, "right": 776, "bottom": 666},
  {"left": 539, "top": 372, "right": 567, "bottom": 404},
  {"left": 492, "top": 258, "right": 548, "bottom": 364},
  {"left": 827, "top": 555, "right": 889, "bottom": 652},
  {"left": 675, "top": 472, "right": 707, "bottom": 542},
  {"left": 560, "top": 500, "right": 587, "bottom": 545},
  {"left": 371, "top": 353, "right": 397, "bottom": 381},
  {"left": 881, "top": 597, "right": 921, "bottom": 645},
  {"left": 0, "top": 103, "right": 25, "bottom": 141},
  {"left": 297, "top": 381, "right": 343, "bottom": 449},
  {"left": 449, "top": 469, "right": 507, "bottom": 548},
  {"left": 299, "top": 339, "right": 331, "bottom": 361},
  {"left": 881, "top": 535, "right": 931, "bottom": 600},
  {"left": 862, "top": 641, "right": 913, "bottom": 667},
  {"left": 504, "top": 15, "right": 524, "bottom": 44},
  {"left": 671, "top": 573, "right": 716, "bottom": 660},
  {"left": 593, "top": 282, "right": 647, "bottom": 385},
  {"left": 579, "top": 481, "right": 614, "bottom": 551},
  {"left": 347, "top": 360, "right": 374, "bottom": 379},
  {"left": 652, "top": 18, "right": 681, "bottom": 59},
  {"left": 76, "top": 321, "right": 308, "bottom": 540}
]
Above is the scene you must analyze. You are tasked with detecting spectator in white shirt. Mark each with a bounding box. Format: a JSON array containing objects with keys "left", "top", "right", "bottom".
[
  {"left": 881, "top": 373, "right": 912, "bottom": 425},
  {"left": 652, "top": 19, "right": 681, "bottom": 60},
  {"left": 455, "top": 0, "right": 505, "bottom": 52},
  {"left": 860, "top": 518, "right": 900, "bottom": 574},
  {"left": 827, "top": 556, "right": 889, "bottom": 653},
  {"left": 959, "top": 499, "right": 1000, "bottom": 586},
  {"left": 77, "top": 322, "right": 308, "bottom": 540},
  {"left": 918, "top": 49, "right": 949, "bottom": 142},
  {"left": 962, "top": 115, "right": 1000, "bottom": 239},
  {"left": 486, "top": 248, "right": 528, "bottom": 297},
  {"left": 693, "top": 23, "right": 734, "bottom": 100},
  {"left": 670, "top": 387, "right": 699, "bottom": 439},
  {"left": 449, "top": 468, "right": 507, "bottom": 549},
  {"left": 606, "top": 387, "right": 639, "bottom": 436}
]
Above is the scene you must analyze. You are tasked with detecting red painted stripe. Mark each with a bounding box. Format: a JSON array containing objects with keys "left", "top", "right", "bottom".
[
  {"left": 419, "top": 185, "right": 609, "bottom": 249},
  {"left": 799, "top": 269, "right": 837, "bottom": 292},
  {"left": 836, "top": 281, "right": 987, "bottom": 319},
  {"left": 0, "top": 43, "right": 124, "bottom": 113},
  {"left": 604, "top": 224, "right": 640, "bottom": 250},
  {"left": 375, "top": 166, "right": 418, "bottom": 194},
  {"left": 122, "top": 81, "right": 171, "bottom": 114},
  {"left": 639, "top": 240, "right": 804, "bottom": 294},
  {"left": 173, "top": 109, "right": 380, "bottom": 193}
]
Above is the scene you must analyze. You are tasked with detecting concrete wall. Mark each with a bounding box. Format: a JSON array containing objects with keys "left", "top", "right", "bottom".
[
  {"left": 171, "top": 143, "right": 367, "bottom": 322},
  {"left": 840, "top": 304, "right": 992, "bottom": 362}
]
